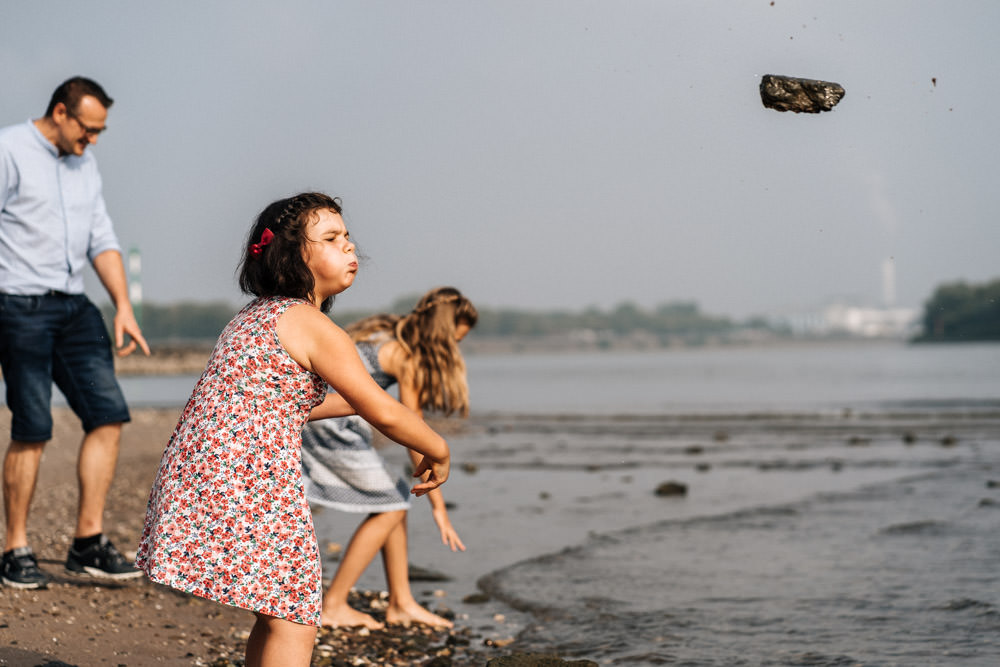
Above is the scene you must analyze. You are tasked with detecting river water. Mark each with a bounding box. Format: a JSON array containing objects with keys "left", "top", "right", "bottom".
[
  {"left": 85, "top": 340, "right": 997, "bottom": 416},
  {"left": 468, "top": 409, "right": 1000, "bottom": 665}
]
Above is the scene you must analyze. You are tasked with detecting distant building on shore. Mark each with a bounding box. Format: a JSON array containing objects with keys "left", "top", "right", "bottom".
[
  {"left": 819, "top": 303, "right": 920, "bottom": 338},
  {"left": 769, "top": 304, "right": 920, "bottom": 339},
  {"left": 769, "top": 258, "right": 921, "bottom": 339}
]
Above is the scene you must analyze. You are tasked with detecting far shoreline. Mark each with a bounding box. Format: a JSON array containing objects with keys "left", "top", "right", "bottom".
[{"left": 112, "top": 336, "right": 935, "bottom": 377}]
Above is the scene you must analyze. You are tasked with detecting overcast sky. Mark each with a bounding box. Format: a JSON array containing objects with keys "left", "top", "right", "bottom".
[{"left": 3, "top": 1, "right": 997, "bottom": 318}]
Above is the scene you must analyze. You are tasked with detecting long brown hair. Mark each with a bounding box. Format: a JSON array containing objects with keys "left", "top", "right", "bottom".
[{"left": 347, "top": 287, "right": 478, "bottom": 416}]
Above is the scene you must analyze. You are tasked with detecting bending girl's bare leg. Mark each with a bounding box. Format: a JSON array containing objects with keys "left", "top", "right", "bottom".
[
  {"left": 245, "top": 613, "right": 316, "bottom": 667},
  {"left": 382, "top": 515, "right": 453, "bottom": 628},
  {"left": 320, "top": 510, "right": 406, "bottom": 629}
]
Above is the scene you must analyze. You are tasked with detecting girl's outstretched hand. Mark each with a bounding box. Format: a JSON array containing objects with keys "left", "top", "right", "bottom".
[
  {"left": 432, "top": 507, "right": 467, "bottom": 552},
  {"left": 412, "top": 454, "right": 450, "bottom": 496}
]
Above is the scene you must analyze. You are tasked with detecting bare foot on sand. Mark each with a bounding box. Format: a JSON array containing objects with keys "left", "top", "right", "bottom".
[
  {"left": 320, "top": 604, "right": 385, "bottom": 630},
  {"left": 386, "top": 601, "right": 454, "bottom": 628}
]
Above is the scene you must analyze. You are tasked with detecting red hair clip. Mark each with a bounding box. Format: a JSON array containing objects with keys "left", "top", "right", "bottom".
[{"left": 250, "top": 228, "right": 274, "bottom": 257}]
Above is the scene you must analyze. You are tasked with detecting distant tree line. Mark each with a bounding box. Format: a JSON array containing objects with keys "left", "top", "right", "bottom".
[
  {"left": 914, "top": 278, "right": 1000, "bottom": 342},
  {"left": 470, "top": 301, "right": 736, "bottom": 341},
  {"left": 102, "top": 280, "right": 1000, "bottom": 345},
  {"left": 103, "top": 296, "right": 752, "bottom": 345}
]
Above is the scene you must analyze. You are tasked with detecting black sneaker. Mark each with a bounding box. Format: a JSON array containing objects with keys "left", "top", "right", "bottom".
[
  {"left": 2, "top": 546, "right": 49, "bottom": 589},
  {"left": 65, "top": 535, "right": 144, "bottom": 580}
]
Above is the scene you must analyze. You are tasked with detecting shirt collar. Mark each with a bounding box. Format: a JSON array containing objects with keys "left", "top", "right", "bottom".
[{"left": 27, "top": 119, "right": 62, "bottom": 158}]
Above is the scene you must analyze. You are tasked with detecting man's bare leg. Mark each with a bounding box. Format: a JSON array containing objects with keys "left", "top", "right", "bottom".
[
  {"left": 75, "top": 423, "right": 121, "bottom": 538},
  {"left": 3, "top": 440, "right": 46, "bottom": 551}
]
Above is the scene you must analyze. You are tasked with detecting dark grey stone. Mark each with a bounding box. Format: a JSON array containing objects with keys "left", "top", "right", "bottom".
[
  {"left": 760, "top": 74, "right": 845, "bottom": 113},
  {"left": 654, "top": 481, "right": 688, "bottom": 497}
]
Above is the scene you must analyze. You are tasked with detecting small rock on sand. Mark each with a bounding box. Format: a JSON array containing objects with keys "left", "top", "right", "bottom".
[{"left": 654, "top": 481, "right": 688, "bottom": 497}]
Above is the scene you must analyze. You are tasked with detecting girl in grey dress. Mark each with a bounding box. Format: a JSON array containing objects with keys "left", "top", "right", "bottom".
[{"left": 301, "top": 287, "right": 477, "bottom": 629}]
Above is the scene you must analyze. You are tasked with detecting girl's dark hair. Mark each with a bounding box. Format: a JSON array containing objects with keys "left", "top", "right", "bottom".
[{"left": 237, "top": 192, "right": 343, "bottom": 312}]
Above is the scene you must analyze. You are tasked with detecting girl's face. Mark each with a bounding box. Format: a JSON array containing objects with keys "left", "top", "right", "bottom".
[
  {"left": 302, "top": 208, "right": 357, "bottom": 304},
  {"left": 454, "top": 321, "right": 472, "bottom": 342}
]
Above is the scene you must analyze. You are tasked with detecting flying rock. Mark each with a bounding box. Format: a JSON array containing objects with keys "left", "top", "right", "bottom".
[{"left": 760, "top": 74, "right": 845, "bottom": 113}]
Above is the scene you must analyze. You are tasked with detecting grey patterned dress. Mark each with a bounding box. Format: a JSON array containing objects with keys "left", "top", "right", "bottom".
[{"left": 300, "top": 334, "right": 412, "bottom": 512}]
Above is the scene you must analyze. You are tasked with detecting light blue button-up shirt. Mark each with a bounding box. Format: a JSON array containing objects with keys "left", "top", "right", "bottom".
[{"left": 0, "top": 120, "right": 122, "bottom": 295}]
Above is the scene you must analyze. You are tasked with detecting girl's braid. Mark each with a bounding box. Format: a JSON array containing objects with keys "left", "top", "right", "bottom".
[
  {"left": 414, "top": 294, "right": 460, "bottom": 314},
  {"left": 273, "top": 197, "right": 308, "bottom": 232}
]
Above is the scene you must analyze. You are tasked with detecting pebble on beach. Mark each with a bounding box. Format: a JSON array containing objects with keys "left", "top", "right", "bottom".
[
  {"left": 654, "top": 481, "right": 688, "bottom": 497},
  {"left": 203, "top": 590, "right": 500, "bottom": 666},
  {"left": 486, "top": 653, "right": 599, "bottom": 667}
]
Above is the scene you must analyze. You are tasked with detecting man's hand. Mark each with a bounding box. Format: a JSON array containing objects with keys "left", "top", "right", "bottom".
[
  {"left": 114, "top": 307, "right": 150, "bottom": 357},
  {"left": 91, "top": 250, "right": 150, "bottom": 357}
]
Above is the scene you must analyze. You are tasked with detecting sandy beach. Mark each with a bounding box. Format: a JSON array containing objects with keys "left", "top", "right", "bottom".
[{"left": 0, "top": 407, "right": 251, "bottom": 666}]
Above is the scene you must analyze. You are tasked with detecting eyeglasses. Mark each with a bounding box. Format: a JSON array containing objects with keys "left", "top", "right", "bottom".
[{"left": 67, "top": 111, "right": 106, "bottom": 137}]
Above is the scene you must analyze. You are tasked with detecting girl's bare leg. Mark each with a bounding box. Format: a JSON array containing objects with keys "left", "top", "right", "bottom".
[
  {"left": 245, "top": 613, "right": 316, "bottom": 667},
  {"left": 320, "top": 510, "right": 406, "bottom": 629},
  {"left": 382, "top": 514, "right": 453, "bottom": 628}
]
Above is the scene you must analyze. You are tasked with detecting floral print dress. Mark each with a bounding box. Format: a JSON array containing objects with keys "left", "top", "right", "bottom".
[{"left": 136, "top": 297, "right": 327, "bottom": 626}]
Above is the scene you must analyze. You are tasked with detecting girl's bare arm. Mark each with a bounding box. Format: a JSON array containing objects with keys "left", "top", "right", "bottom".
[
  {"left": 278, "top": 304, "right": 450, "bottom": 493},
  {"left": 308, "top": 392, "right": 356, "bottom": 420}
]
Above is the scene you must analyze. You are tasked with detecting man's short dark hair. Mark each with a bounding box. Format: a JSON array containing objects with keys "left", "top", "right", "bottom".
[{"left": 45, "top": 77, "right": 114, "bottom": 117}]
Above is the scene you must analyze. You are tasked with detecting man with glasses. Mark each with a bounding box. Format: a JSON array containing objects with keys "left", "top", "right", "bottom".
[{"left": 0, "top": 76, "right": 149, "bottom": 589}]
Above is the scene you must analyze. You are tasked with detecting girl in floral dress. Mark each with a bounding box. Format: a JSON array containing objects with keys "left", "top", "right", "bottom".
[{"left": 136, "top": 192, "right": 451, "bottom": 666}]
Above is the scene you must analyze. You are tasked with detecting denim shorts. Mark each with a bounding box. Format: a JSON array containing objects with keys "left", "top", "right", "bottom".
[{"left": 0, "top": 293, "right": 130, "bottom": 442}]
